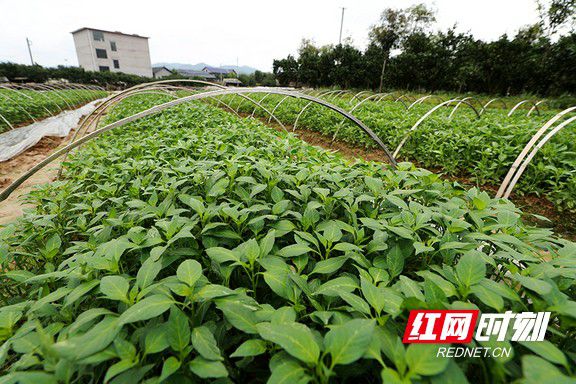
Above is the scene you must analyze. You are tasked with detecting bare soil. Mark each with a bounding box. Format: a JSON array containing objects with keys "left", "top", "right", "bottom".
[{"left": 0, "top": 110, "right": 100, "bottom": 226}]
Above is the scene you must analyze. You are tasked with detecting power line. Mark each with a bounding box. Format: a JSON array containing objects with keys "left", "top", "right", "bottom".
[{"left": 338, "top": 7, "right": 346, "bottom": 45}]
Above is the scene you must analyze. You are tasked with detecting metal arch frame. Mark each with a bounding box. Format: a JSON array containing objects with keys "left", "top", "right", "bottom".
[
  {"left": 447, "top": 97, "right": 482, "bottom": 120},
  {"left": 508, "top": 100, "right": 540, "bottom": 117},
  {"left": 28, "top": 83, "right": 75, "bottom": 109},
  {"left": 267, "top": 95, "right": 292, "bottom": 123},
  {"left": 498, "top": 115, "right": 576, "bottom": 199},
  {"left": 393, "top": 99, "right": 465, "bottom": 158},
  {"left": 58, "top": 85, "right": 274, "bottom": 176},
  {"left": 250, "top": 92, "right": 278, "bottom": 118},
  {"left": 66, "top": 84, "right": 288, "bottom": 164},
  {"left": 480, "top": 98, "right": 508, "bottom": 115},
  {"left": 375, "top": 92, "right": 398, "bottom": 103},
  {"left": 1, "top": 88, "right": 398, "bottom": 203},
  {"left": 497, "top": 107, "right": 576, "bottom": 198},
  {"left": 33, "top": 83, "right": 79, "bottom": 108},
  {"left": 224, "top": 92, "right": 288, "bottom": 130},
  {"left": 0, "top": 91, "right": 38, "bottom": 125},
  {"left": 407, "top": 95, "right": 446, "bottom": 109},
  {"left": 65, "top": 79, "right": 228, "bottom": 151},
  {"left": 527, "top": 100, "right": 547, "bottom": 117},
  {"left": 0, "top": 112, "right": 14, "bottom": 130},
  {"left": 348, "top": 93, "right": 392, "bottom": 112},
  {"left": 46, "top": 83, "right": 87, "bottom": 105},
  {"left": 350, "top": 91, "right": 373, "bottom": 103},
  {"left": 326, "top": 90, "right": 351, "bottom": 103},
  {"left": 12, "top": 84, "right": 65, "bottom": 113},
  {"left": 0, "top": 83, "right": 104, "bottom": 130},
  {"left": 317, "top": 90, "right": 344, "bottom": 101},
  {"left": 394, "top": 95, "right": 412, "bottom": 109},
  {"left": 0, "top": 85, "right": 56, "bottom": 117}
]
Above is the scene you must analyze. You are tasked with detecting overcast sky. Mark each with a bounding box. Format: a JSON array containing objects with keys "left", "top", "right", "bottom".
[{"left": 0, "top": 0, "right": 541, "bottom": 71}]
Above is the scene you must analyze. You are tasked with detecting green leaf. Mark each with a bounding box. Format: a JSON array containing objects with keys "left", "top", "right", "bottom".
[
  {"left": 387, "top": 245, "right": 405, "bottom": 277},
  {"left": 159, "top": 356, "right": 181, "bottom": 382},
  {"left": 230, "top": 339, "right": 267, "bottom": 358},
  {"left": 339, "top": 292, "right": 371, "bottom": 315},
  {"left": 455, "top": 253, "right": 485, "bottom": 287},
  {"left": 104, "top": 359, "right": 136, "bottom": 383},
  {"left": 309, "top": 256, "right": 347, "bottom": 275},
  {"left": 206, "top": 247, "right": 239, "bottom": 264},
  {"left": 268, "top": 358, "right": 310, "bottom": 384},
  {"left": 314, "top": 276, "right": 357, "bottom": 297},
  {"left": 192, "top": 326, "right": 223, "bottom": 361},
  {"left": 63, "top": 280, "right": 100, "bottom": 307},
  {"left": 208, "top": 177, "right": 229, "bottom": 197},
  {"left": 519, "top": 341, "right": 567, "bottom": 367},
  {"left": 406, "top": 344, "right": 448, "bottom": 376},
  {"left": 189, "top": 356, "right": 228, "bottom": 378},
  {"left": 470, "top": 284, "right": 504, "bottom": 311},
  {"left": 166, "top": 307, "right": 191, "bottom": 352},
  {"left": 118, "top": 295, "right": 172, "bottom": 326},
  {"left": 176, "top": 259, "right": 202, "bottom": 287},
  {"left": 144, "top": 325, "right": 169, "bottom": 355},
  {"left": 136, "top": 257, "right": 162, "bottom": 289},
  {"left": 522, "top": 355, "right": 572, "bottom": 384},
  {"left": 53, "top": 317, "right": 120, "bottom": 360},
  {"left": 100, "top": 276, "right": 129, "bottom": 302},
  {"left": 324, "top": 319, "right": 375, "bottom": 366},
  {"left": 216, "top": 301, "right": 259, "bottom": 334},
  {"left": 277, "top": 244, "right": 312, "bottom": 258},
  {"left": 257, "top": 322, "right": 320, "bottom": 365},
  {"left": 513, "top": 274, "right": 553, "bottom": 295},
  {"left": 430, "top": 360, "right": 469, "bottom": 384}
]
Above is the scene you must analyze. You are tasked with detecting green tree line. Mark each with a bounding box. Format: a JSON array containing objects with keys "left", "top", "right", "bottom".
[
  {"left": 0, "top": 62, "right": 151, "bottom": 87},
  {"left": 273, "top": 1, "right": 576, "bottom": 96}
]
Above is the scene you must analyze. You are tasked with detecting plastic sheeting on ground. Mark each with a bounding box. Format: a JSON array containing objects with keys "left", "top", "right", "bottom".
[{"left": 0, "top": 99, "right": 105, "bottom": 162}]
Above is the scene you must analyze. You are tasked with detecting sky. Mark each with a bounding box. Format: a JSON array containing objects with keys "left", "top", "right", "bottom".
[{"left": 0, "top": 0, "right": 542, "bottom": 72}]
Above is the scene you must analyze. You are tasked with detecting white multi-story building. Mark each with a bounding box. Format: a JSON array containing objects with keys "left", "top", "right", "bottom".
[{"left": 71, "top": 27, "right": 153, "bottom": 77}]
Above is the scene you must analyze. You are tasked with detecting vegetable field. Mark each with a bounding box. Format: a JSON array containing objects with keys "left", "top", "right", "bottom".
[
  {"left": 0, "top": 93, "right": 574, "bottom": 383},
  {"left": 224, "top": 92, "right": 576, "bottom": 215},
  {"left": 0, "top": 84, "right": 107, "bottom": 132}
]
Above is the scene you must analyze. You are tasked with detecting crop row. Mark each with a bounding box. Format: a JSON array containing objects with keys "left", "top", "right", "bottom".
[
  {"left": 0, "top": 88, "right": 108, "bottom": 132},
  {"left": 0, "top": 95, "right": 574, "bottom": 383},
  {"left": 221, "top": 93, "right": 576, "bottom": 214}
]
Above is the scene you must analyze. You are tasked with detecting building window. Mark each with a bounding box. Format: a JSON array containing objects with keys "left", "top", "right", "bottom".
[
  {"left": 95, "top": 48, "right": 107, "bottom": 59},
  {"left": 99, "top": 66, "right": 110, "bottom": 72},
  {"left": 113, "top": 59, "right": 120, "bottom": 69},
  {"left": 92, "top": 30, "right": 104, "bottom": 41},
  {"left": 110, "top": 41, "right": 117, "bottom": 51}
]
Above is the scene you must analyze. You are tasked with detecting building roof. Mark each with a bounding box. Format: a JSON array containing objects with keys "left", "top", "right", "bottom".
[
  {"left": 202, "top": 66, "right": 236, "bottom": 75},
  {"left": 153, "top": 66, "right": 172, "bottom": 75},
  {"left": 71, "top": 27, "right": 149, "bottom": 39},
  {"left": 177, "top": 70, "right": 217, "bottom": 79}
]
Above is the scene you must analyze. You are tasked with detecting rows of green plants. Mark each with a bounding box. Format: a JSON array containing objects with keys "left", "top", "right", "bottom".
[
  {"left": 225, "top": 93, "right": 576, "bottom": 213},
  {"left": 0, "top": 89, "right": 107, "bottom": 132},
  {"left": 0, "top": 95, "right": 574, "bottom": 383}
]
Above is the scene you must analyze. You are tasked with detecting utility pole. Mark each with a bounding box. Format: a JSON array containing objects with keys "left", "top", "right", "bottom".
[
  {"left": 338, "top": 7, "right": 345, "bottom": 45},
  {"left": 379, "top": 58, "right": 386, "bottom": 93},
  {"left": 26, "top": 37, "right": 34, "bottom": 65}
]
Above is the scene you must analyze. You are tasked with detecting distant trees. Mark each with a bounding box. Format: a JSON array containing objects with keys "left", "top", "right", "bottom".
[
  {"left": 271, "top": 2, "right": 576, "bottom": 95},
  {"left": 238, "top": 70, "right": 276, "bottom": 86},
  {"left": 0, "top": 62, "right": 151, "bottom": 87}
]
